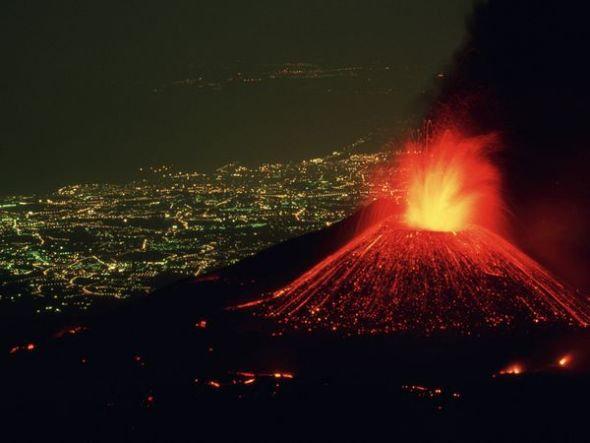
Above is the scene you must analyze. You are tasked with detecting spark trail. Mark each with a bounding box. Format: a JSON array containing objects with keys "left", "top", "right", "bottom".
[{"left": 242, "top": 219, "right": 590, "bottom": 334}]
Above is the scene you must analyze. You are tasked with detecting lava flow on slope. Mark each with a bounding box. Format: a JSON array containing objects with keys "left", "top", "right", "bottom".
[{"left": 234, "top": 128, "right": 590, "bottom": 335}]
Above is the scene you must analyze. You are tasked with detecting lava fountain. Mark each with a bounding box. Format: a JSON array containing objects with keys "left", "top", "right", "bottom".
[
  {"left": 400, "top": 129, "right": 502, "bottom": 233},
  {"left": 235, "top": 128, "right": 590, "bottom": 335}
]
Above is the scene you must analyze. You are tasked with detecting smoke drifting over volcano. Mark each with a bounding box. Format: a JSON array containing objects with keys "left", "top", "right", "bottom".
[{"left": 432, "top": 0, "right": 590, "bottom": 289}]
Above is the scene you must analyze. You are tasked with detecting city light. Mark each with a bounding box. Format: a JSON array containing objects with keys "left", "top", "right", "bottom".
[{"left": 0, "top": 146, "right": 394, "bottom": 315}]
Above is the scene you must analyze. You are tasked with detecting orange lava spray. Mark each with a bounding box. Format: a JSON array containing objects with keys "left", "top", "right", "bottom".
[{"left": 398, "top": 129, "right": 503, "bottom": 233}]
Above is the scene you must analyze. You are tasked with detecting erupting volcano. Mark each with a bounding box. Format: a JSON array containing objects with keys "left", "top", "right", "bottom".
[{"left": 236, "top": 129, "right": 590, "bottom": 334}]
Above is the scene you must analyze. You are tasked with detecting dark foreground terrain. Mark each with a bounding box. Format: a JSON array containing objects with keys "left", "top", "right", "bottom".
[
  {"left": 2, "top": 201, "right": 590, "bottom": 442},
  {"left": 3, "top": 290, "right": 590, "bottom": 442}
]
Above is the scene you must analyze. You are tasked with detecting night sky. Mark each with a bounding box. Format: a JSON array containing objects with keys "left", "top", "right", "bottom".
[{"left": 1, "top": 0, "right": 475, "bottom": 194}]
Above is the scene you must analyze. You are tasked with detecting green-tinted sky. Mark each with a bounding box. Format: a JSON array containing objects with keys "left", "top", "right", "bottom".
[{"left": 1, "top": 0, "right": 475, "bottom": 194}]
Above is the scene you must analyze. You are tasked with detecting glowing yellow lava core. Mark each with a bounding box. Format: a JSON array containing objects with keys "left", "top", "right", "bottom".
[
  {"left": 401, "top": 130, "right": 501, "bottom": 233},
  {"left": 404, "top": 162, "right": 472, "bottom": 232}
]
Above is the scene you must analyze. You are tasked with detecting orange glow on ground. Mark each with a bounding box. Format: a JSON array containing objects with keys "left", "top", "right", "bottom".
[
  {"left": 558, "top": 354, "right": 572, "bottom": 367},
  {"left": 10, "top": 343, "right": 38, "bottom": 354},
  {"left": 194, "top": 320, "right": 208, "bottom": 329},
  {"left": 54, "top": 325, "right": 87, "bottom": 339},
  {"left": 272, "top": 372, "right": 294, "bottom": 379},
  {"left": 399, "top": 129, "right": 501, "bottom": 232},
  {"left": 498, "top": 364, "right": 524, "bottom": 376}
]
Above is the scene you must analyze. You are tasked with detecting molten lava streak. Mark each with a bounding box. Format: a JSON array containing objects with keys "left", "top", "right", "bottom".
[{"left": 234, "top": 128, "right": 590, "bottom": 335}]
